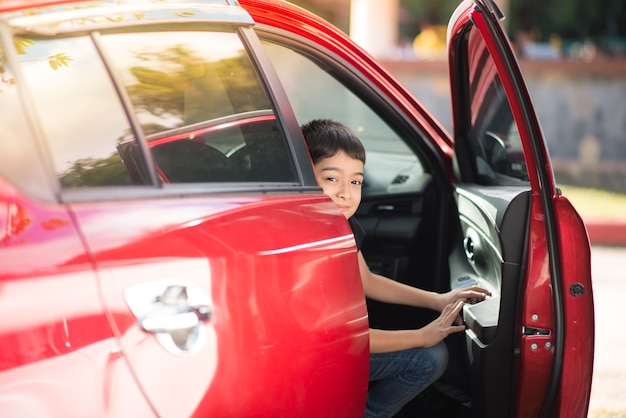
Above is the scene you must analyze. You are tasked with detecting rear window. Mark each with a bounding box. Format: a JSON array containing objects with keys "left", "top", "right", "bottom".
[{"left": 16, "top": 29, "right": 297, "bottom": 189}]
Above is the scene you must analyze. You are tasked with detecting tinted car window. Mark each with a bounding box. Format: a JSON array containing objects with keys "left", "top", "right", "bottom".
[
  {"left": 0, "top": 38, "right": 52, "bottom": 199},
  {"left": 102, "top": 31, "right": 297, "bottom": 184},
  {"left": 467, "top": 30, "right": 528, "bottom": 185},
  {"left": 16, "top": 35, "right": 135, "bottom": 188},
  {"left": 260, "top": 40, "right": 426, "bottom": 196},
  {"left": 15, "top": 30, "right": 298, "bottom": 190}
]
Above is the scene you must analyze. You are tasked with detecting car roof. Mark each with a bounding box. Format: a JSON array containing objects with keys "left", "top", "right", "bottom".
[{"left": 0, "top": 0, "right": 254, "bottom": 34}]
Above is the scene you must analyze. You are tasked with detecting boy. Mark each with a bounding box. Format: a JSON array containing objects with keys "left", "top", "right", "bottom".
[{"left": 300, "top": 119, "right": 491, "bottom": 418}]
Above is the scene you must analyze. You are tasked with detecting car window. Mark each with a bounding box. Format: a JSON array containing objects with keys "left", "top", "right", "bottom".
[
  {"left": 16, "top": 30, "right": 298, "bottom": 189},
  {"left": 16, "top": 35, "right": 135, "bottom": 188},
  {"left": 0, "top": 38, "right": 52, "bottom": 199},
  {"left": 101, "top": 30, "right": 297, "bottom": 184},
  {"left": 259, "top": 40, "right": 426, "bottom": 197},
  {"left": 466, "top": 30, "right": 528, "bottom": 185}
]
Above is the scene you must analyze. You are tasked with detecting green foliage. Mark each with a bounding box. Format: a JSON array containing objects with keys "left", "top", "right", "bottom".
[
  {"left": 125, "top": 45, "right": 268, "bottom": 134},
  {"left": 60, "top": 154, "right": 132, "bottom": 188},
  {"left": 399, "top": 0, "right": 625, "bottom": 44},
  {"left": 401, "top": 0, "right": 459, "bottom": 25},
  {"left": 399, "top": 0, "right": 459, "bottom": 39},
  {"left": 508, "top": 0, "right": 626, "bottom": 41}
]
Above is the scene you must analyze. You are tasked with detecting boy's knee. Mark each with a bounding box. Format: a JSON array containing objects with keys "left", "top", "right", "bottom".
[
  {"left": 404, "top": 342, "right": 448, "bottom": 382},
  {"left": 430, "top": 341, "right": 449, "bottom": 379},
  {"left": 393, "top": 343, "right": 448, "bottom": 390}
]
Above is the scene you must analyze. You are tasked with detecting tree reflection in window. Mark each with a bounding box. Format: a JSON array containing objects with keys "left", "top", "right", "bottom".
[
  {"left": 103, "top": 31, "right": 271, "bottom": 136},
  {"left": 1, "top": 37, "right": 73, "bottom": 91},
  {"left": 11, "top": 30, "right": 282, "bottom": 188}
]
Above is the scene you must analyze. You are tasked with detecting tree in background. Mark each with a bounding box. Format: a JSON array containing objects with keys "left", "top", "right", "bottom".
[
  {"left": 290, "top": 0, "right": 625, "bottom": 58},
  {"left": 399, "top": 0, "right": 459, "bottom": 40},
  {"left": 507, "top": 0, "right": 625, "bottom": 56},
  {"left": 400, "top": 0, "right": 626, "bottom": 57}
]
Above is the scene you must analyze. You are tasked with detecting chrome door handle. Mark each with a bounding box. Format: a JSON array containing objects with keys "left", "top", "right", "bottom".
[
  {"left": 140, "top": 284, "right": 211, "bottom": 333},
  {"left": 140, "top": 303, "right": 211, "bottom": 334},
  {"left": 125, "top": 280, "right": 213, "bottom": 355}
]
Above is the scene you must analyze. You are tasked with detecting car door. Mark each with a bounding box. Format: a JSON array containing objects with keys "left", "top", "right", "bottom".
[
  {"left": 81, "top": 23, "right": 369, "bottom": 418},
  {"left": 4, "top": 2, "right": 370, "bottom": 417},
  {"left": 447, "top": 1, "right": 594, "bottom": 417}
]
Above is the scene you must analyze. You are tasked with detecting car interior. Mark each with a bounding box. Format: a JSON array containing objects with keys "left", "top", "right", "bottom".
[{"left": 117, "top": 112, "right": 296, "bottom": 185}]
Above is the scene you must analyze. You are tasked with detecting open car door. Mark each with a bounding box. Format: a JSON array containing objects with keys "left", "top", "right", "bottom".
[{"left": 447, "top": 1, "right": 594, "bottom": 417}]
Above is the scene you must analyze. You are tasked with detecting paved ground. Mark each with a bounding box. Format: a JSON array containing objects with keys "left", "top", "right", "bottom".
[{"left": 587, "top": 246, "right": 626, "bottom": 418}]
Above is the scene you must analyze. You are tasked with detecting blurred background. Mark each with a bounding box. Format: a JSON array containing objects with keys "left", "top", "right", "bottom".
[{"left": 289, "top": 0, "right": 626, "bottom": 233}]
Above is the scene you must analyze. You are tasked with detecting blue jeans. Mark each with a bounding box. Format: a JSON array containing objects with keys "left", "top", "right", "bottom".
[{"left": 365, "top": 342, "right": 448, "bottom": 418}]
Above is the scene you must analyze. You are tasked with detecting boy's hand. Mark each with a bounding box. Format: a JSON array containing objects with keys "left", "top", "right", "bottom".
[
  {"left": 434, "top": 286, "right": 491, "bottom": 312},
  {"left": 421, "top": 299, "right": 466, "bottom": 347}
]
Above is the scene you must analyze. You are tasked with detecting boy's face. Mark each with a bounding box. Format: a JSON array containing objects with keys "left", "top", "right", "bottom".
[{"left": 313, "top": 151, "right": 364, "bottom": 219}]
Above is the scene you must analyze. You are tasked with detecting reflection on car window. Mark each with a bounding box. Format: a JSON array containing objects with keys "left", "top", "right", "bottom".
[
  {"left": 15, "top": 30, "right": 298, "bottom": 190},
  {"left": 0, "top": 39, "right": 52, "bottom": 199},
  {"left": 102, "top": 31, "right": 297, "bottom": 184},
  {"left": 467, "top": 31, "right": 528, "bottom": 185},
  {"left": 260, "top": 39, "right": 425, "bottom": 196},
  {"left": 17, "top": 36, "right": 135, "bottom": 188}
]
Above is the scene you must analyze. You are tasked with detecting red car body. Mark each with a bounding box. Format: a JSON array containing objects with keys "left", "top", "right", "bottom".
[{"left": 0, "top": 0, "right": 593, "bottom": 417}]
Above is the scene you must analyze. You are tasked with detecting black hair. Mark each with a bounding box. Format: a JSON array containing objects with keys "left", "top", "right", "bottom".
[{"left": 300, "top": 119, "right": 366, "bottom": 165}]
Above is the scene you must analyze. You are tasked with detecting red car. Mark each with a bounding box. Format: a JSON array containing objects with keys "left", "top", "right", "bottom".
[{"left": 0, "top": 0, "right": 594, "bottom": 417}]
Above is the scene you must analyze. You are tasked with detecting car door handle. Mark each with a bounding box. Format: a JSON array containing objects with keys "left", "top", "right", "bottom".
[
  {"left": 125, "top": 280, "right": 213, "bottom": 354},
  {"left": 140, "top": 284, "right": 211, "bottom": 333},
  {"left": 141, "top": 303, "right": 212, "bottom": 334}
]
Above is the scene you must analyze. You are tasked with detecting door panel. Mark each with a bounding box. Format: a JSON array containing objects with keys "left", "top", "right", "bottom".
[
  {"left": 449, "top": 186, "right": 530, "bottom": 416},
  {"left": 448, "top": 2, "right": 544, "bottom": 413},
  {"left": 448, "top": 1, "right": 593, "bottom": 417},
  {"left": 0, "top": 181, "right": 153, "bottom": 417},
  {"left": 71, "top": 195, "right": 369, "bottom": 417}
]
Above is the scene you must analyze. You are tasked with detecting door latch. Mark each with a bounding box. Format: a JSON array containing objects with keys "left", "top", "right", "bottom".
[{"left": 522, "top": 326, "right": 551, "bottom": 336}]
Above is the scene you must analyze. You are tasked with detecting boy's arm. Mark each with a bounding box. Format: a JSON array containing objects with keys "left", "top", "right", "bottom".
[
  {"left": 357, "top": 252, "right": 489, "bottom": 311},
  {"left": 369, "top": 300, "right": 465, "bottom": 353}
]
